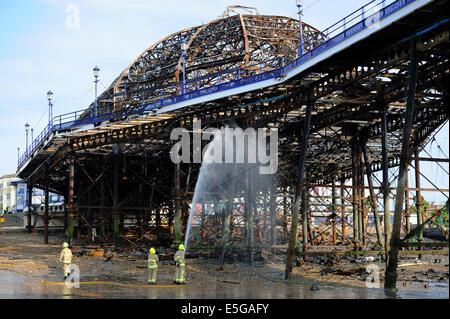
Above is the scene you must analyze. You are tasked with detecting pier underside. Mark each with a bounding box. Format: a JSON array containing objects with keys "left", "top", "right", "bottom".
[{"left": 17, "top": 0, "right": 449, "bottom": 264}]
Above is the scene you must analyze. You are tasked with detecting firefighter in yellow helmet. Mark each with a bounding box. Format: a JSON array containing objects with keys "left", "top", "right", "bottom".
[
  {"left": 174, "top": 244, "right": 186, "bottom": 284},
  {"left": 59, "top": 242, "right": 73, "bottom": 280},
  {"left": 148, "top": 247, "right": 159, "bottom": 284},
  {"left": 0, "top": 212, "right": 4, "bottom": 229}
]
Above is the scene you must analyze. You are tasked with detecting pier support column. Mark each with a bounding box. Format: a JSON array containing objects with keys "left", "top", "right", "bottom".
[
  {"left": 219, "top": 166, "right": 237, "bottom": 265},
  {"left": 44, "top": 175, "right": 49, "bottom": 244},
  {"left": 306, "top": 192, "right": 313, "bottom": 245},
  {"left": 100, "top": 177, "right": 105, "bottom": 237},
  {"left": 201, "top": 196, "right": 206, "bottom": 239},
  {"left": 67, "top": 157, "right": 74, "bottom": 245},
  {"left": 405, "top": 170, "right": 411, "bottom": 235},
  {"left": 363, "top": 148, "right": 383, "bottom": 247},
  {"left": 359, "top": 155, "right": 366, "bottom": 247},
  {"left": 173, "top": 163, "right": 182, "bottom": 246},
  {"left": 385, "top": 42, "right": 418, "bottom": 288},
  {"left": 340, "top": 178, "right": 346, "bottom": 242},
  {"left": 351, "top": 138, "right": 360, "bottom": 248},
  {"left": 381, "top": 101, "right": 391, "bottom": 262},
  {"left": 246, "top": 170, "right": 254, "bottom": 265},
  {"left": 301, "top": 186, "right": 308, "bottom": 259},
  {"left": 27, "top": 183, "right": 33, "bottom": 233},
  {"left": 63, "top": 199, "right": 67, "bottom": 235},
  {"left": 270, "top": 179, "right": 277, "bottom": 246},
  {"left": 87, "top": 187, "right": 93, "bottom": 244},
  {"left": 113, "top": 151, "right": 120, "bottom": 247},
  {"left": 283, "top": 190, "right": 288, "bottom": 238},
  {"left": 219, "top": 195, "right": 233, "bottom": 265},
  {"left": 414, "top": 144, "right": 424, "bottom": 256},
  {"left": 285, "top": 103, "right": 312, "bottom": 280},
  {"left": 147, "top": 182, "right": 155, "bottom": 226},
  {"left": 332, "top": 180, "right": 337, "bottom": 245}
]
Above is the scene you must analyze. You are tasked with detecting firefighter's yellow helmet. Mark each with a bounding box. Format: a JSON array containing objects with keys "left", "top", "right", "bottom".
[
  {"left": 149, "top": 248, "right": 156, "bottom": 254},
  {"left": 178, "top": 244, "right": 184, "bottom": 250}
]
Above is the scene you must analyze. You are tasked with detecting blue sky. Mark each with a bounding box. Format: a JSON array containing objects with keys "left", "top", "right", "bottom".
[{"left": 0, "top": 0, "right": 448, "bottom": 203}]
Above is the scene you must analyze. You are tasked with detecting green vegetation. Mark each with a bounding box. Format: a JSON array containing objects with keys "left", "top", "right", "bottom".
[{"left": 410, "top": 199, "right": 430, "bottom": 216}]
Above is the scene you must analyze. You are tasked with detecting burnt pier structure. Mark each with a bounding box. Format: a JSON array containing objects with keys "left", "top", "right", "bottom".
[{"left": 17, "top": 0, "right": 449, "bottom": 287}]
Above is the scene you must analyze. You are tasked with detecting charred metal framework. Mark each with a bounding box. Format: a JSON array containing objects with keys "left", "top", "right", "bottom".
[
  {"left": 18, "top": 0, "right": 448, "bottom": 283},
  {"left": 94, "top": 14, "right": 325, "bottom": 115}
]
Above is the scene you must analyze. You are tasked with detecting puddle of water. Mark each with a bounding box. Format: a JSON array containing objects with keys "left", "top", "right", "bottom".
[{"left": 0, "top": 270, "right": 447, "bottom": 299}]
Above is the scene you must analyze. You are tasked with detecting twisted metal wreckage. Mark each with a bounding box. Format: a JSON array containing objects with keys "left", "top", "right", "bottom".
[{"left": 17, "top": 0, "right": 449, "bottom": 286}]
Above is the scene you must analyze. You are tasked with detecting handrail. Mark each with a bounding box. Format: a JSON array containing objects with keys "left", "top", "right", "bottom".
[{"left": 18, "top": 0, "right": 418, "bottom": 169}]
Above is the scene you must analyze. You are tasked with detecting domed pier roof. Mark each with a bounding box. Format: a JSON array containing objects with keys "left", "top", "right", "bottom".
[{"left": 95, "top": 11, "right": 324, "bottom": 114}]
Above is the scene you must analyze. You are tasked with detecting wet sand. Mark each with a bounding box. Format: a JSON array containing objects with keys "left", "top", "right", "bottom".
[{"left": 0, "top": 232, "right": 448, "bottom": 299}]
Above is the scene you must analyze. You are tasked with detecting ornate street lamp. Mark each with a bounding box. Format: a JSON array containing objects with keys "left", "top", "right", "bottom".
[
  {"left": 25, "top": 123, "right": 30, "bottom": 154},
  {"left": 180, "top": 39, "right": 187, "bottom": 95},
  {"left": 47, "top": 90, "right": 53, "bottom": 127},
  {"left": 296, "top": 0, "right": 304, "bottom": 56},
  {"left": 93, "top": 66, "right": 100, "bottom": 117}
]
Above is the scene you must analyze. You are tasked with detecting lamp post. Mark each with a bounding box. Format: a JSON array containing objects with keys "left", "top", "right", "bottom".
[
  {"left": 93, "top": 66, "right": 100, "bottom": 117},
  {"left": 25, "top": 123, "right": 30, "bottom": 155},
  {"left": 31, "top": 128, "right": 34, "bottom": 148},
  {"left": 180, "top": 39, "right": 187, "bottom": 95},
  {"left": 17, "top": 147, "right": 20, "bottom": 164},
  {"left": 296, "top": 0, "right": 304, "bottom": 56},
  {"left": 47, "top": 90, "right": 53, "bottom": 128}
]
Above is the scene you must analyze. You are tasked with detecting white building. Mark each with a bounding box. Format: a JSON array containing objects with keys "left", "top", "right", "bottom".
[
  {"left": 0, "top": 174, "right": 21, "bottom": 213},
  {"left": 1, "top": 173, "right": 64, "bottom": 214},
  {"left": 11, "top": 177, "right": 65, "bottom": 229}
]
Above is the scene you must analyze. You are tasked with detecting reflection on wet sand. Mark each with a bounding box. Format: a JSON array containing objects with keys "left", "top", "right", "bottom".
[{"left": 0, "top": 270, "right": 447, "bottom": 299}]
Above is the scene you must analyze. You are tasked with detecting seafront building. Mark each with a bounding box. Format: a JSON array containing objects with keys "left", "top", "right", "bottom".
[
  {"left": 1, "top": 173, "right": 63, "bottom": 216},
  {"left": 0, "top": 174, "right": 21, "bottom": 213}
]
